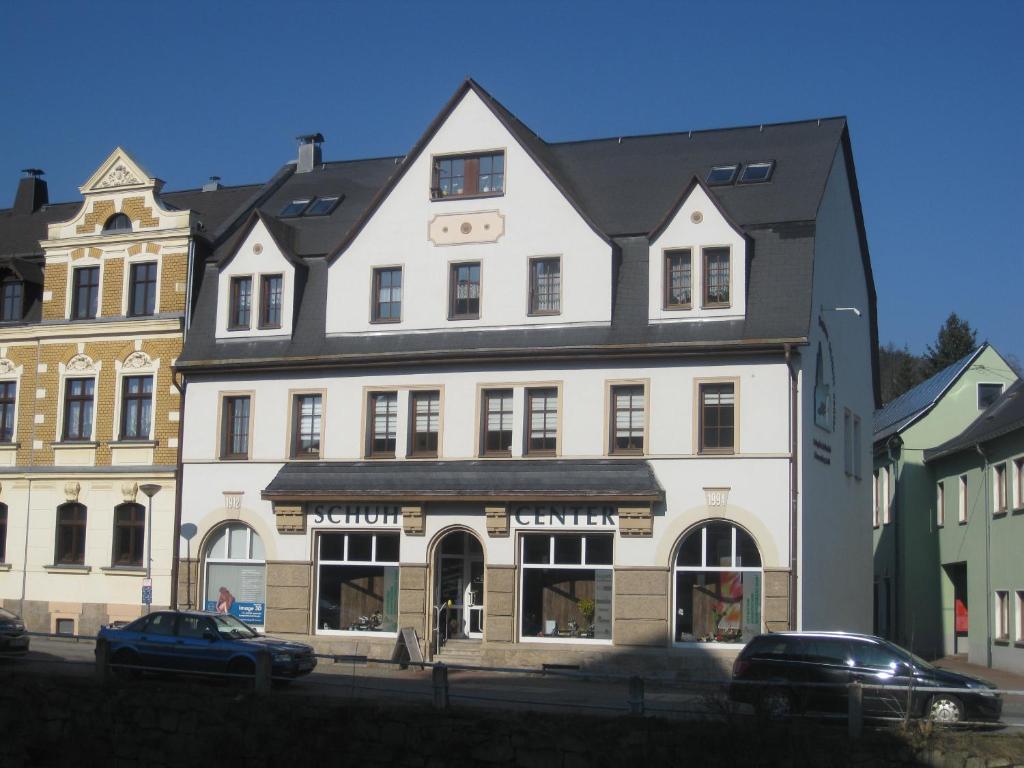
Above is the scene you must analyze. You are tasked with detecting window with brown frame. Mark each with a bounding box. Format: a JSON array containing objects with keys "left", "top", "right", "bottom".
[
  {"left": 664, "top": 249, "right": 692, "bottom": 309},
  {"left": 0, "top": 502, "right": 7, "bottom": 562},
  {"left": 1015, "top": 457, "right": 1024, "bottom": 510},
  {"left": 228, "top": 276, "right": 252, "bottom": 330},
  {"left": 526, "top": 388, "right": 558, "bottom": 455},
  {"left": 71, "top": 266, "right": 99, "bottom": 320},
  {"left": 291, "top": 393, "right": 322, "bottom": 458},
  {"left": 112, "top": 502, "right": 145, "bottom": 567},
  {"left": 994, "top": 463, "right": 1007, "bottom": 513},
  {"left": 449, "top": 263, "right": 481, "bottom": 319},
  {"left": 431, "top": 152, "right": 504, "bottom": 199},
  {"left": 120, "top": 375, "right": 153, "bottom": 440},
  {"left": 259, "top": 274, "right": 283, "bottom": 329},
  {"left": 54, "top": 502, "right": 87, "bottom": 565},
  {"left": 128, "top": 262, "right": 157, "bottom": 317},
  {"left": 936, "top": 481, "right": 945, "bottom": 527},
  {"left": 481, "top": 389, "right": 513, "bottom": 456},
  {"left": 0, "top": 381, "right": 15, "bottom": 443},
  {"left": 372, "top": 267, "right": 402, "bottom": 322},
  {"left": 529, "top": 258, "right": 560, "bottom": 315},
  {"left": 368, "top": 392, "right": 398, "bottom": 458},
  {"left": 221, "top": 395, "right": 250, "bottom": 459},
  {"left": 702, "top": 247, "right": 730, "bottom": 307},
  {"left": 63, "top": 378, "right": 94, "bottom": 441},
  {"left": 699, "top": 382, "right": 735, "bottom": 454},
  {"left": 610, "top": 385, "right": 645, "bottom": 454},
  {"left": 1, "top": 277, "right": 23, "bottom": 321},
  {"left": 409, "top": 391, "right": 440, "bottom": 457}
]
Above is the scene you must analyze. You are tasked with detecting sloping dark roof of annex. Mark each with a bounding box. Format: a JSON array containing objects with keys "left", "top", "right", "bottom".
[{"left": 924, "top": 379, "right": 1024, "bottom": 463}]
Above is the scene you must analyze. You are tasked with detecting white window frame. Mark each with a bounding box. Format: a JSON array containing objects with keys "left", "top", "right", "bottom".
[
  {"left": 995, "top": 590, "right": 1009, "bottom": 641},
  {"left": 936, "top": 481, "right": 945, "bottom": 527},
  {"left": 1016, "top": 590, "right": 1024, "bottom": 643},
  {"left": 314, "top": 531, "right": 400, "bottom": 638},
  {"left": 882, "top": 466, "right": 892, "bottom": 525},
  {"left": 203, "top": 523, "right": 266, "bottom": 629},
  {"left": 959, "top": 474, "right": 969, "bottom": 524},
  {"left": 994, "top": 463, "right": 1008, "bottom": 514},
  {"left": 977, "top": 382, "right": 1004, "bottom": 410},
  {"left": 112, "top": 352, "right": 159, "bottom": 442},
  {"left": 872, "top": 470, "right": 880, "bottom": 528},
  {"left": 1013, "top": 457, "right": 1024, "bottom": 511},
  {"left": 518, "top": 532, "right": 614, "bottom": 645}
]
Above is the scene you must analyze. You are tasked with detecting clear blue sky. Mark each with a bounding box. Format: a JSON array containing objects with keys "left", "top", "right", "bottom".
[{"left": 1, "top": 1, "right": 1020, "bottom": 363}]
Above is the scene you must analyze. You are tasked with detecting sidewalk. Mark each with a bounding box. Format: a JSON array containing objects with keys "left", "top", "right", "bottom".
[{"left": 934, "top": 655, "right": 1024, "bottom": 691}]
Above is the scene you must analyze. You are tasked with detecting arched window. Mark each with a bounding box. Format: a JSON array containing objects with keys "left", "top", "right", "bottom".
[
  {"left": 674, "top": 521, "right": 762, "bottom": 644},
  {"left": 203, "top": 523, "right": 266, "bottom": 626},
  {"left": 0, "top": 502, "right": 7, "bottom": 563},
  {"left": 102, "top": 213, "right": 132, "bottom": 234},
  {"left": 112, "top": 502, "right": 145, "bottom": 567},
  {"left": 55, "top": 502, "right": 87, "bottom": 565}
]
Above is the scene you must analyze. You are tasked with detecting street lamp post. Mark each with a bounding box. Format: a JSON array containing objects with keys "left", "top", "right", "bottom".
[{"left": 139, "top": 484, "right": 162, "bottom": 614}]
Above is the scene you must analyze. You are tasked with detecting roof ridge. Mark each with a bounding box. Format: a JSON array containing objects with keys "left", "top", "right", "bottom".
[{"left": 548, "top": 116, "right": 848, "bottom": 148}]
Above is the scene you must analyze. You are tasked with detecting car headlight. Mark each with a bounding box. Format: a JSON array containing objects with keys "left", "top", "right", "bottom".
[{"left": 272, "top": 652, "right": 293, "bottom": 663}]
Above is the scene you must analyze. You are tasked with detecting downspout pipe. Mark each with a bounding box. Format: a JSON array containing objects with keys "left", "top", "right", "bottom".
[
  {"left": 18, "top": 338, "right": 42, "bottom": 617},
  {"left": 785, "top": 344, "right": 799, "bottom": 630},
  {"left": 886, "top": 435, "right": 901, "bottom": 644},
  {"left": 169, "top": 368, "right": 186, "bottom": 609},
  {"left": 975, "top": 443, "right": 992, "bottom": 668}
]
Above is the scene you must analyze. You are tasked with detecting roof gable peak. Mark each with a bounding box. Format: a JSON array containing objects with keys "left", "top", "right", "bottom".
[{"left": 80, "top": 147, "right": 161, "bottom": 195}]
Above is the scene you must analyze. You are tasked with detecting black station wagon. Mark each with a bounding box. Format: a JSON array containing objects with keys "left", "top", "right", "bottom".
[{"left": 729, "top": 632, "right": 1001, "bottom": 723}]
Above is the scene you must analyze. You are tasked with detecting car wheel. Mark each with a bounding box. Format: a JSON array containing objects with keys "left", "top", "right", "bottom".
[
  {"left": 111, "top": 649, "right": 141, "bottom": 680},
  {"left": 227, "top": 658, "right": 255, "bottom": 689},
  {"left": 758, "top": 687, "right": 795, "bottom": 720},
  {"left": 927, "top": 695, "right": 963, "bottom": 724}
]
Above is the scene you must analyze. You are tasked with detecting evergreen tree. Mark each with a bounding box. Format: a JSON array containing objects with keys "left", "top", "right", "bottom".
[{"left": 925, "top": 313, "right": 977, "bottom": 375}]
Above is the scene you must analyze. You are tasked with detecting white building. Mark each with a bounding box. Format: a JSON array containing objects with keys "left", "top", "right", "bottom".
[{"left": 175, "top": 80, "right": 877, "bottom": 670}]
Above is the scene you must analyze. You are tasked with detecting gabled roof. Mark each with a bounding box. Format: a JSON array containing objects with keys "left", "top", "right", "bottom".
[
  {"left": 924, "top": 379, "right": 1024, "bottom": 463},
  {"left": 216, "top": 209, "right": 302, "bottom": 269},
  {"left": 647, "top": 174, "right": 748, "bottom": 243},
  {"left": 873, "top": 345, "right": 988, "bottom": 443}
]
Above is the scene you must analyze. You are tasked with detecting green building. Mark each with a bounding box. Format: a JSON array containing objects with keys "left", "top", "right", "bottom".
[
  {"left": 924, "top": 379, "right": 1024, "bottom": 674},
  {"left": 872, "top": 343, "right": 1018, "bottom": 666}
]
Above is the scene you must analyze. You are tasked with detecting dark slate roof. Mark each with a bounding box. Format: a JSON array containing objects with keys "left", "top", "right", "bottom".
[
  {"left": 262, "top": 459, "right": 664, "bottom": 501},
  {"left": 925, "top": 380, "right": 1024, "bottom": 463},
  {"left": 873, "top": 345, "right": 987, "bottom": 443}
]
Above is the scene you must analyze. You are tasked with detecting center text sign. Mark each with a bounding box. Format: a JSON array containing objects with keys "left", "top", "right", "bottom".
[
  {"left": 308, "top": 504, "right": 402, "bottom": 527},
  {"left": 510, "top": 504, "right": 617, "bottom": 528}
]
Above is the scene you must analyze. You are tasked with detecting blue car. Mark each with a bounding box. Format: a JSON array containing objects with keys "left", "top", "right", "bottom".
[{"left": 96, "top": 610, "right": 316, "bottom": 682}]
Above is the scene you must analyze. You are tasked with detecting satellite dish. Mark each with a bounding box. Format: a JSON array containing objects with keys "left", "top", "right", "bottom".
[{"left": 180, "top": 523, "right": 198, "bottom": 541}]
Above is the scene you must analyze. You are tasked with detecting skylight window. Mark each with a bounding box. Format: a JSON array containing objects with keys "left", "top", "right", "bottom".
[
  {"left": 280, "top": 199, "right": 311, "bottom": 218},
  {"left": 706, "top": 165, "right": 739, "bottom": 186},
  {"left": 304, "top": 196, "right": 341, "bottom": 217},
  {"left": 738, "top": 161, "right": 775, "bottom": 184}
]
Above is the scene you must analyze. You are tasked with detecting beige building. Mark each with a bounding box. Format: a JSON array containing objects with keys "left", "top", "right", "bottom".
[{"left": 0, "top": 150, "right": 267, "bottom": 634}]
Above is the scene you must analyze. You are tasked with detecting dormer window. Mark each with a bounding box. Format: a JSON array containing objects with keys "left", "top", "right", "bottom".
[
  {"left": 431, "top": 152, "right": 504, "bottom": 199},
  {"left": 259, "top": 275, "right": 283, "bottom": 329},
  {"left": 228, "top": 276, "right": 253, "bottom": 330},
  {"left": 702, "top": 247, "right": 730, "bottom": 308},
  {"left": 102, "top": 213, "right": 133, "bottom": 233},
  {"left": 0, "top": 278, "right": 23, "bottom": 321}
]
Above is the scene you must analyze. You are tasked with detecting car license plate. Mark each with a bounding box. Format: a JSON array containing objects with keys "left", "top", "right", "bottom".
[
  {"left": 299, "top": 658, "right": 314, "bottom": 669},
  {"left": 9, "top": 636, "right": 28, "bottom": 648}
]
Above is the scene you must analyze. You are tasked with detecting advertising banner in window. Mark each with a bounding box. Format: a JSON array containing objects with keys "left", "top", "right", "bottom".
[{"left": 205, "top": 563, "right": 266, "bottom": 625}]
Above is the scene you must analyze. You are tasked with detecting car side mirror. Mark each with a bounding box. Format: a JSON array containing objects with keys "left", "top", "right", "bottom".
[{"left": 203, "top": 629, "right": 218, "bottom": 642}]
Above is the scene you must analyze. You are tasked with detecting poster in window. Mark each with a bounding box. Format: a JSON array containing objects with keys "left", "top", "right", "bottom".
[
  {"left": 593, "top": 570, "right": 613, "bottom": 640},
  {"left": 205, "top": 563, "right": 266, "bottom": 625},
  {"left": 742, "top": 572, "right": 762, "bottom": 639}
]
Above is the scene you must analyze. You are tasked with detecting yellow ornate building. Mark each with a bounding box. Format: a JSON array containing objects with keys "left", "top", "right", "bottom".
[{"left": 0, "top": 149, "right": 266, "bottom": 633}]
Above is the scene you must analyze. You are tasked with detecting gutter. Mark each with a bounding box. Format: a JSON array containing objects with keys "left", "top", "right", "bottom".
[{"left": 785, "top": 343, "right": 799, "bottom": 630}]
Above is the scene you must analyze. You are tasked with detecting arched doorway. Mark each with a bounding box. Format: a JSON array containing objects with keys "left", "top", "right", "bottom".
[
  {"left": 203, "top": 522, "right": 266, "bottom": 627},
  {"left": 673, "top": 520, "right": 762, "bottom": 645},
  {"left": 434, "top": 530, "right": 484, "bottom": 646}
]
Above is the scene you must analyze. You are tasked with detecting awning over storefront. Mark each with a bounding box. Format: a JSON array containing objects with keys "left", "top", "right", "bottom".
[{"left": 262, "top": 459, "right": 665, "bottom": 503}]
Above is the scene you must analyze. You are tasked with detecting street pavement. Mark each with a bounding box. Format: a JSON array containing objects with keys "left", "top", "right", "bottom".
[{"left": 7, "top": 637, "right": 1024, "bottom": 728}]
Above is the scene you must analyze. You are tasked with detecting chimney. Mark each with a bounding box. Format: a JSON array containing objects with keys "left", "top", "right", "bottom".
[
  {"left": 202, "top": 175, "right": 222, "bottom": 192},
  {"left": 296, "top": 133, "right": 324, "bottom": 173},
  {"left": 14, "top": 168, "right": 48, "bottom": 214}
]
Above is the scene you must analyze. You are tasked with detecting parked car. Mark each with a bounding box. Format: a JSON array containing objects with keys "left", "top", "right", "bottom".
[
  {"left": 729, "top": 631, "right": 1001, "bottom": 723},
  {"left": 0, "top": 607, "right": 29, "bottom": 656},
  {"left": 96, "top": 610, "right": 316, "bottom": 682}
]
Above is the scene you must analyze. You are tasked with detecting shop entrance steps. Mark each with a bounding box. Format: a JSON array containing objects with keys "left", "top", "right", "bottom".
[{"left": 435, "top": 638, "right": 483, "bottom": 666}]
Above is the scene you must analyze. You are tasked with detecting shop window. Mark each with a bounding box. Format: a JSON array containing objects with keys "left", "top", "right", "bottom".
[
  {"left": 520, "top": 533, "right": 613, "bottom": 641},
  {"left": 367, "top": 391, "right": 398, "bottom": 458},
  {"left": 128, "top": 262, "right": 157, "bottom": 317},
  {"left": 54, "top": 502, "right": 87, "bottom": 565},
  {"left": 528, "top": 257, "right": 560, "bottom": 315},
  {"left": 372, "top": 267, "right": 402, "bottom": 322},
  {"left": 316, "top": 532, "right": 399, "bottom": 633},
  {"left": 409, "top": 391, "right": 440, "bottom": 458},
  {"left": 220, "top": 395, "right": 250, "bottom": 459},
  {"left": 291, "top": 393, "right": 322, "bottom": 458},
  {"left": 449, "top": 262, "right": 480, "bottom": 319},
  {"left": 228, "top": 276, "right": 252, "bottom": 330},
  {"left": 71, "top": 266, "right": 99, "bottom": 320},
  {"left": 664, "top": 249, "right": 692, "bottom": 309},
  {"left": 120, "top": 375, "right": 153, "bottom": 440},
  {"left": 525, "top": 388, "right": 557, "bottom": 455},
  {"left": 259, "top": 274, "right": 283, "bottom": 329},
  {"left": 0, "top": 381, "right": 15, "bottom": 442},
  {"left": 63, "top": 378, "right": 95, "bottom": 441},
  {"left": 55, "top": 618, "right": 75, "bottom": 636},
  {"left": 674, "top": 522, "right": 762, "bottom": 644},
  {"left": 0, "top": 502, "right": 7, "bottom": 562},
  {"left": 112, "top": 502, "right": 145, "bottom": 567},
  {"left": 204, "top": 523, "right": 266, "bottom": 626},
  {"left": 609, "top": 384, "right": 645, "bottom": 455},
  {"left": 481, "top": 389, "right": 513, "bottom": 456}
]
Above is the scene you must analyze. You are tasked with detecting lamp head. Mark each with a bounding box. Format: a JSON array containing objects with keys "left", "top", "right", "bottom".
[{"left": 139, "top": 483, "right": 162, "bottom": 498}]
